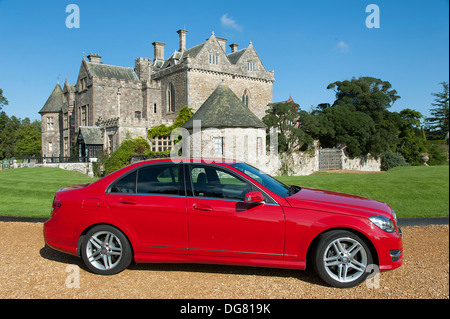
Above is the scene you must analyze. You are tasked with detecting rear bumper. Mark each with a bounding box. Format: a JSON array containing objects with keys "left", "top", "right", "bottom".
[{"left": 43, "top": 218, "right": 79, "bottom": 257}]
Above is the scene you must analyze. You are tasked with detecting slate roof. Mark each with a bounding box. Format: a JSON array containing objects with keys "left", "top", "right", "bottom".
[
  {"left": 180, "top": 43, "right": 205, "bottom": 61},
  {"left": 86, "top": 62, "right": 139, "bottom": 82},
  {"left": 227, "top": 49, "right": 247, "bottom": 64},
  {"left": 39, "top": 84, "right": 63, "bottom": 114},
  {"left": 77, "top": 126, "right": 103, "bottom": 145},
  {"left": 182, "top": 83, "right": 266, "bottom": 130}
]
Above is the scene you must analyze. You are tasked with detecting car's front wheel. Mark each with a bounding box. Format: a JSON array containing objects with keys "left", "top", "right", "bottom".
[
  {"left": 312, "top": 230, "right": 374, "bottom": 288},
  {"left": 81, "top": 225, "right": 132, "bottom": 275}
]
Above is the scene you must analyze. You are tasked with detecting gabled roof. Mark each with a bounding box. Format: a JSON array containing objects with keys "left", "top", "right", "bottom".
[
  {"left": 77, "top": 126, "right": 103, "bottom": 145},
  {"left": 155, "top": 42, "right": 206, "bottom": 69},
  {"left": 181, "top": 42, "right": 205, "bottom": 60},
  {"left": 86, "top": 62, "right": 139, "bottom": 82},
  {"left": 39, "top": 83, "right": 63, "bottom": 114},
  {"left": 182, "top": 83, "right": 266, "bottom": 129},
  {"left": 227, "top": 49, "right": 247, "bottom": 64}
]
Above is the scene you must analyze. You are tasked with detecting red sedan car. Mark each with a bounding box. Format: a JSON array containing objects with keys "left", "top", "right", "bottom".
[{"left": 44, "top": 158, "right": 402, "bottom": 288}]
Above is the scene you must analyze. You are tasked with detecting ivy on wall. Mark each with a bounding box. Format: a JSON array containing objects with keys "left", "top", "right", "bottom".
[{"left": 147, "top": 106, "right": 194, "bottom": 139}]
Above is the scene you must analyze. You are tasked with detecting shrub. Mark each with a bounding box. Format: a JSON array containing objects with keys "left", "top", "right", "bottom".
[
  {"left": 381, "top": 151, "right": 409, "bottom": 171},
  {"left": 104, "top": 137, "right": 150, "bottom": 175}
]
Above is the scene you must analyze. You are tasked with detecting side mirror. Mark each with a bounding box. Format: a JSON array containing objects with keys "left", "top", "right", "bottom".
[{"left": 244, "top": 191, "right": 265, "bottom": 205}]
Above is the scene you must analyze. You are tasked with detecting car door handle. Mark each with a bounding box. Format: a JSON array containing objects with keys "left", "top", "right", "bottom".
[
  {"left": 193, "top": 203, "right": 213, "bottom": 211},
  {"left": 120, "top": 198, "right": 136, "bottom": 205}
]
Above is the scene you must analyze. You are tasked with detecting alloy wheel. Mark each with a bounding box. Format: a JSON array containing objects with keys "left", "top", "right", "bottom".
[{"left": 322, "top": 237, "right": 368, "bottom": 283}]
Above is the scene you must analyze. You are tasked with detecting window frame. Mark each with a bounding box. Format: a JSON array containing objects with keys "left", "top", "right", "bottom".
[
  {"left": 106, "top": 163, "right": 186, "bottom": 197},
  {"left": 209, "top": 53, "right": 219, "bottom": 65},
  {"left": 242, "top": 89, "right": 249, "bottom": 107},
  {"left": 184, "top": 163, "right": 277, "bottom": 204},
  {"left": 213, "top": 137, "right": 223, "bottom": 155}
]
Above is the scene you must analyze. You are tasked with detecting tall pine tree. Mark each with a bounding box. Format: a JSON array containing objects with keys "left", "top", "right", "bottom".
[{"left": 425, "top": 81, "right": 449, "bottom": 140}]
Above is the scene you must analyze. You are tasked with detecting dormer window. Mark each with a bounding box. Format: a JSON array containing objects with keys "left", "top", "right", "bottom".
[
  {"left": 248, "top": 62, "right": 256, "bottom": 71},
  {"left": 209, "top": 54, "right": 219, "bottom": 65}
]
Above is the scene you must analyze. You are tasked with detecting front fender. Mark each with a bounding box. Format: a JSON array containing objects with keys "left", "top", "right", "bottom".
[{"left": 283, "top": 207, "right": 386, "bottom": 267}]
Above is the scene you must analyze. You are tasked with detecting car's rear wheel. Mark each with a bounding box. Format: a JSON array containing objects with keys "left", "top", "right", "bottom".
[
  {"left": 312, "top": 230, "right": 373, "bottom": 288},
  {"left": 81, "top": 225, "right": 132, "bottom": 275}
]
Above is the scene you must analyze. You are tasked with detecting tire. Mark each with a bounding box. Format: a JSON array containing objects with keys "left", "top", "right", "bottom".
[
  {"left": 312, "top": 230, "right": 373, "bottom": 288},
  {"left": 81, "top": 225, "right": 132, "bottom": 275}
]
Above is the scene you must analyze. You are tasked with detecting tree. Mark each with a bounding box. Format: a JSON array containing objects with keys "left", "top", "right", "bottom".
[
  {"left": 324, "top": 77, "right": 401, "bottom": 157},
  {"left": 0, "top": 89, "right": 7, "bottom": 111},
  {"left": 425, "top": 81, "right": 449, "bottom": 140},
  {"left": 0, "top": 114, "right": 21, "bottom": 159},
  {"left": 263, "top": 101, "right": 314, "bottom": 153},
  {"left": 0, "top": 113, "right": 41, "bottom": 159},
  {"left": 320, "top": 105, "right": 376, "bottom": 158},
  {"left": 327, "top": 77, "right": 400, "bottom": 121},
  {"left": 15, "top": 118, "right": 42, "bottom": 157}
]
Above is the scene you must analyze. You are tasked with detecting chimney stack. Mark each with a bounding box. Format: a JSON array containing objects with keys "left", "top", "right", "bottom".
[
  {"left": 87, "top": 53, "right": 102, "bottom": 63},
  {"left": 216, "top": 37, "right": 227, "bottom": 53},
  {"left": 177, "top": 29, "right": 188, "bottom": 52},
  {"left": 152, "top": 42, "right": 166, "bottom": 61},
  {"left": 229, "top": 43, "right": 239, "bottom": 53}
]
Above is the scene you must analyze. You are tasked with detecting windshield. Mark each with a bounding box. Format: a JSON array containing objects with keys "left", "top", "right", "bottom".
[{"left": 230, "top": 163, "right": 300, "bottom": 198}]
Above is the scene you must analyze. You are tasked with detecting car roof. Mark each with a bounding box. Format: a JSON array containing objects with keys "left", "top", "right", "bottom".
[{"left": 134, "top": 157, "right": 243, "bottom": 166}]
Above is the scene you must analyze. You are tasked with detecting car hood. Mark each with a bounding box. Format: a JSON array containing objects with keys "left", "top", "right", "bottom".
[{"left": 286, "top": 187, "right": 393, "bottom": 219}]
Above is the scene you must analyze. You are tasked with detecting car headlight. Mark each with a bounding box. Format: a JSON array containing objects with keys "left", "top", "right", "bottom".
[{"left": 369, "top": 215, "right": 396, "bottom": 233}]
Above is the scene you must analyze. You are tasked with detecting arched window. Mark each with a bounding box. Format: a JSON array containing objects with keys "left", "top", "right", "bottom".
[
  {"left": 167, "top": 83, "right": 175, "bottom": 113},
  {"left": 242, "top": 89, "right": 249, "bottom": 107}
]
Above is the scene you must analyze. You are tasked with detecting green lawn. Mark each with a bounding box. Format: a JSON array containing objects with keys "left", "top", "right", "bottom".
[
  {"left": 276, "top": 165, "right": 449, "bottom": 218},
  {"left": 0, "top": 165, "right": 448, "bottom": 219},
  {"left": 0, "top": 167, "right": 96, "bottom": 218}
]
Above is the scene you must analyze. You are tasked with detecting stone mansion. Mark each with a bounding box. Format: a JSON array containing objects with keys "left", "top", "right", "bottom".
[{"left": 38, "top": 30, "right": 275, "bottom": 159}]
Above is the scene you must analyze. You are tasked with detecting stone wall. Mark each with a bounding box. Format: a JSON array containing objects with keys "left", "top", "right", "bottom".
[
  {"left": 342, "top": 154, "right": 381, "bottom": 171},
  {"left": 16, "top": 162, "right": 95, "bottom": 177},
  {"left": 187, "top": 70, "right": 273, "bottom": 119},
  {"left": 182, "top": 133, "right": 380, "bottom": 176},
  {"left": 184, "top": 127, "right": 266, "bottom": 164},
  {"left": 260, "top": 150, "right": 381, "bottom": 176}
]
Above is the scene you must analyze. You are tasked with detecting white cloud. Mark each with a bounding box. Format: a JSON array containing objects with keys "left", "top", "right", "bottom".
[
  {"left": 335, "top": 41, "right": 349, "bottom": 52},
  {"left": 220, "top": 14, "right": 242, "bottom": 31}
]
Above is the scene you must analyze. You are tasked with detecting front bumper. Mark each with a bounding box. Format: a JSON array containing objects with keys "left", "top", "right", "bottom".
[{"left": 377, "top": 226, "right": 403, "bottom": 271}]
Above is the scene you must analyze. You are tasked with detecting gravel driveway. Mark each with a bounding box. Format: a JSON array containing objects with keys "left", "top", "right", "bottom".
[{"left": 0, "top": 222, "right": 448, "bottom": 299}]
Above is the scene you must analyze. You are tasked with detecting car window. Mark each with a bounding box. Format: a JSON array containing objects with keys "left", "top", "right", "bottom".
[
  {"left": 231, "top": 162, "right": 298, "bottom": 198},
  {"left": 137, "top": 164, "right": 183, "bottom": 196},
  {"left": 190, "top": 165, "right": 252, "bottom": 201},
  {"left": 110, "top": 170, "right": 137, "bottom": 194}
]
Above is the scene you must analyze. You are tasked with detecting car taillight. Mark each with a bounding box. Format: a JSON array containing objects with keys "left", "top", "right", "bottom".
[{"left": 51, "top": 199, "right": 62, "bottom": 218}]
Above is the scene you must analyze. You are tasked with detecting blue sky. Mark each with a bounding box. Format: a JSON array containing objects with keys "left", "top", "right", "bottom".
[{"left": 0, "top": 0, "right": 448, "bottom": 121}]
